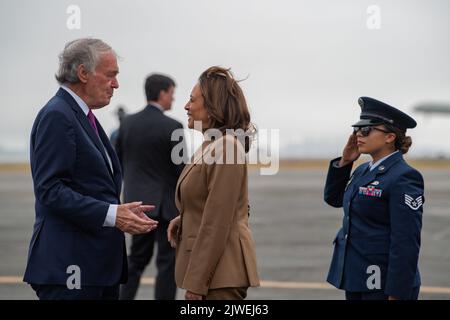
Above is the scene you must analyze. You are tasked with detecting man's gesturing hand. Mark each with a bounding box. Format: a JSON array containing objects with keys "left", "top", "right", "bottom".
[{"left": 115, "top": 202, "right": 158, "bottom": 235}]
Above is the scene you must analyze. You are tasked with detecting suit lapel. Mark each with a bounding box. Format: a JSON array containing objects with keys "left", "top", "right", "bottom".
[
  {"left": 347, "top": 163, "right": 369, "bottom": 197},
  {"left": 56, "top": 88, "right": 120, "bottom": 193},
  {"left": 76, "top": 112, "right": 113, "bottom": 175},
  {"left": 177, "top": 141, "right": 211, "bottom": 186},
  {"left": 175, "top": 140, "right": 212, "bottom": 211},
  {"left": 351, "top": 167, "right": 378, "bottom": 198},
  {"left": 97, "top": 121, "right": 122, "bottom": 195},
  {"left": 370, "top": 151, "right": 403, "bottom": 180}
]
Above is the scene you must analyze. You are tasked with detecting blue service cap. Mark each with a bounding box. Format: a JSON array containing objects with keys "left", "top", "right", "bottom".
[{"left": 352, "top": 96, "right": 417, "bottom": 130}]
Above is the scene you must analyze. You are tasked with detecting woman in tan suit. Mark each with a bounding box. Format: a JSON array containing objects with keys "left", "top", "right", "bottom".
[{"left": 167, "top": 66, "right": 260, "bottom": 300}]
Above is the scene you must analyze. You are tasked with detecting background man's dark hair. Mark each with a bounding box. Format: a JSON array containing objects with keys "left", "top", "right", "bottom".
[{"left": 145, "top": 74, "right": 176, "bottom": 102}]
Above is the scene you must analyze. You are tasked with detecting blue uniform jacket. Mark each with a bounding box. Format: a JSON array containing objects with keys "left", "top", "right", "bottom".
[
  {"left": 24, "top": 88, "right": 126, "bottom": 286},
  {"left": 324, "top": 152, "right": 424, "bottom": 299}
]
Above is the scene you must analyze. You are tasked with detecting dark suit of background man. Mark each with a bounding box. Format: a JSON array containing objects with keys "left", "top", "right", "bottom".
[
  {"left": 117, "top": 74, "right": 186, "bottom": 300},
  {"left": 23, "top": 38, "right": 158, "bottom": 300}
]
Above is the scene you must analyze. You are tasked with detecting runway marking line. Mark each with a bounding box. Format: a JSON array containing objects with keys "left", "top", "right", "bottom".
[{"left": 2, "top": 276, "right": 450, "bottom": 295}]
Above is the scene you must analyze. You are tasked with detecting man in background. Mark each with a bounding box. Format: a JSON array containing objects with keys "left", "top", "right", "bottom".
[{"left": 117, "top": 73, "right": 186, "bottom": 300}]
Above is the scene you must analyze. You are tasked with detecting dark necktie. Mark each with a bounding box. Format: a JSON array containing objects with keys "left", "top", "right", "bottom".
[
  {"left": 87, "top": 109, "right": 99, "bottom": 137},
  {"left": 87, "top": 109, "right": 114, "bottom": 173}
]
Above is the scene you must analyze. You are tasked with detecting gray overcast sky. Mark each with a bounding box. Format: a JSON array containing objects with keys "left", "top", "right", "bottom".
[{"left": 1, "top": 0, "right": 450, "bottom": 160}]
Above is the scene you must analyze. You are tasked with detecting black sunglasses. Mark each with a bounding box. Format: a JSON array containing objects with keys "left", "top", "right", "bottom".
[{"left": 353, "top": 126, "right": 391, "bottom": 137}]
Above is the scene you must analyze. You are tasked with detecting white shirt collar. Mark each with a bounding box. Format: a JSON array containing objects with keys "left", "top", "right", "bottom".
[
  {"left": 61, "top": 85, "right": 90, "bottom": 116},
  {"left": 369, "top": 150, "right": 399, "bottom": 171},
  {"left": 149, "top": 102, "right": 165, "bottom": 113}
]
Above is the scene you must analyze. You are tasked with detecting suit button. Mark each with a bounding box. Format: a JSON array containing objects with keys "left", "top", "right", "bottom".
[
  {"left": 344, "top": 234, "right": 348, "bottom": 240},
  {"left": 346, "top": 216, "right": 349, "bottom": 220}
]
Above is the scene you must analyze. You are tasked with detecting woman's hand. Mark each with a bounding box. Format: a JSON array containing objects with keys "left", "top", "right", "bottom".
[
  {"left": 185, "top": 290, "right": 203, "bottom": 300},
  {"left": 339, "top": 133, "right": 361, "bottom": 167},
  {"left": 167, "top": 215, "right": 181, "bottom": 248}
]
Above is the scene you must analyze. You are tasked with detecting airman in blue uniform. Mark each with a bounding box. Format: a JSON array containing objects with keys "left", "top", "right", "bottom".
[{"left": 324, "top": 97, "right": 424, "bottom": 300}]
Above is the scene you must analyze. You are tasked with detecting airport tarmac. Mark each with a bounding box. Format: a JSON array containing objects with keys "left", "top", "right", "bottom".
[{"left": 1, "top": 166, "right": 449, "bottom": 300}]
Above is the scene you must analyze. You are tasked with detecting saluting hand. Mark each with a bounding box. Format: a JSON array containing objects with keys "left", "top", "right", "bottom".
[
  {"left": 339, "top": 133, "right": 361, "bottom": 167},
  {"left": 167, "top": 215, "right": 181, "bottom": 248}
]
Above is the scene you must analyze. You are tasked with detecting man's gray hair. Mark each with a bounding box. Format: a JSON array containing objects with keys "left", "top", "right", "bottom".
[{"left": 55, "top": 38, "right": 116, "bottom": 85}]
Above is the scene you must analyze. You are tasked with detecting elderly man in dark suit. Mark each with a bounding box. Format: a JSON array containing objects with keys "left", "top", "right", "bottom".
[
  {"left": 24, "top": 38, "right": 158, "bottom": 300},
  {"left": 117, "top": 74, "right": 186, "bottom": 300}
]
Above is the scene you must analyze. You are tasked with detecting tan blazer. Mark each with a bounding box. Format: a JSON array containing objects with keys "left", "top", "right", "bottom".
[{"left": 174, "top": 134, "right": 260, "bottom": 296}]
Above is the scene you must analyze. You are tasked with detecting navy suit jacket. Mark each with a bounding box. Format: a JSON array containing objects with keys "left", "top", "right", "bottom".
[
  {"left": 24, "top": 88, "right": 127, "bottom": 286},
  {"left": 324, "top": 152, "right": 424, "bottom": 299}
]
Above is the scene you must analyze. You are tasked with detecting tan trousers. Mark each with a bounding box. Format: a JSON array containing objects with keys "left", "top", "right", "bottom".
[{"left": 204, "top": 287, "right": 248, "bottom": 300}]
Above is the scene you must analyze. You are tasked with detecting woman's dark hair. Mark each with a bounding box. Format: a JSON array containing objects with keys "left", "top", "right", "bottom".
[
  {"left": 384, "top": 124, "right": 412, "bottom": 154},
  {"left": 198, "top": 66, "right": 255, "bottom": 152}
]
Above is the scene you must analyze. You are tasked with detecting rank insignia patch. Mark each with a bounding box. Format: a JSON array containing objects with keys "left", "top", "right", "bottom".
[{"left": 405, "top": 194, "right": 423, "bottom": 210}]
